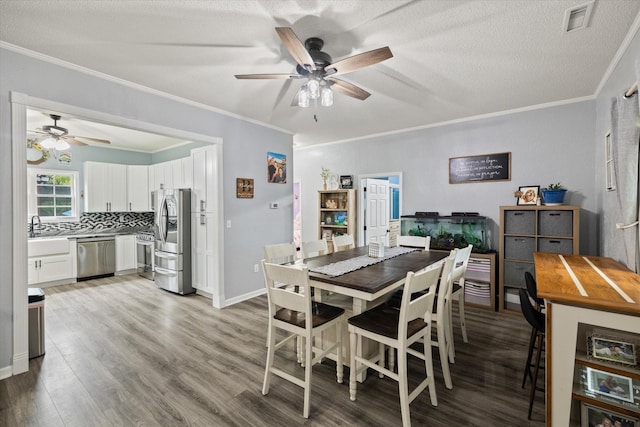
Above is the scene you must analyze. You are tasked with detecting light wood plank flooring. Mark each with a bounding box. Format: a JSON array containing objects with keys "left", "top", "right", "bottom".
[{"left": 1, "top": 274, "right": 546, "bottom": 426}]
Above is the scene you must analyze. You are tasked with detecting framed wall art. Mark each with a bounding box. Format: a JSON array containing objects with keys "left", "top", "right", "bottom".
[
  {"left": 267, "top": 152, "right": 287, "bottom": 183},
  {"left": 340, "top": 175, "right": 353, "bottom": 189},
  {"left": 236, "top": 178, "right": 254, "bottom": 198},
  {"left": 449, "top": 152, "right": 511, "bottom": 184},
  {"left": 587, "top": 330, "right": 638, "bottom": 368},
  {"left": 517, "top": 185, "right": 540, "bottom": 206}
]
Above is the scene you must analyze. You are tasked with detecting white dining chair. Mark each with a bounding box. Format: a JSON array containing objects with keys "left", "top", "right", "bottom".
[
  {"left": 261, "top": 260, "right": 345, "bottom": 419},
  {"left": 397, "top": 235, "right": 431, "bottom": 250},
  {"left": 263, "top": 242, "right": 297, "bottom": 265},
  {"left": 347, "top": 262, "right": 444, "bottom": 427},
  {"left": 301, "top": 238, "right": 329, "bottom": 259},
  {"left": 332, "top": 234, "right": 355, "bottom": 252},
  {"left": 450, "top": 244, "right": 473, "bottom": 357}
]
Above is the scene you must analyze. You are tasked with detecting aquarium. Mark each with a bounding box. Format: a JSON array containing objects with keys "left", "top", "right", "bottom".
[{"left": 400, "top": 212, "right": 489, "bottom": 253}]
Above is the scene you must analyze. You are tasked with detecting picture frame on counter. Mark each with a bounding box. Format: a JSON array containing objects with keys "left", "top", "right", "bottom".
[
  {"left": 588, "top": 330, "right": 638, "bottom": 368},
  {"left": 581, "top": 402, "right": 639, "bottom": 427},
  {"left": 585, "top": 366, "right": 634, "bottom": 404},
  {"left": 517, "top": 185, "right": 539, "bottom": 206}
]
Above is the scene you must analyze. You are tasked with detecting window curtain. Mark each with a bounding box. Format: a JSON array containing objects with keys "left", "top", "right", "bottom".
[{"left": 607, "top": 61, "right": 640, "bottom": 271}]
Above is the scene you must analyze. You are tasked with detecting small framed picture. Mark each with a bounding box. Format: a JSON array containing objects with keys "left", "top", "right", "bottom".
[
  {"left": 340, "top": 175, "right": 353, "bottom": 189},
  {"left": 581, "top": 402, "right": 639, "bottom": 427},
  {"left": 588, "top": 332, "right": 638, "bottom": 368},
  {"left": 517, "top": 185, "right": 540, "bottom": 205},
  {"left": 321, "top": 229, "right": 333, "bottom": 240},
  {"left": 585, "top": 366, "right": 634, "bottom": 404}
]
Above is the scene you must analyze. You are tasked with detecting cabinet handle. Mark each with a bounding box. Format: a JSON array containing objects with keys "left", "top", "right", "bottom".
[
  {"left": 548, "top": 240, "right": 561, "bottom": 244},
  {"left": 200, "top": 200, "right": 206, "bottom": 212},
  {"left": 549, "top": 213, "right": 561, "bottom": 216},
  {"left": 514, "top": 212, "right": 524, "bottom": 216},
  {"left": 200, "top": 214, "right": 206, "bottom": 225},
  {"left": 129, "top": 202, "right": 132, "bottom": 211},
  {"left": 514, "top": 238, "right": 527, "bottom": 242}
]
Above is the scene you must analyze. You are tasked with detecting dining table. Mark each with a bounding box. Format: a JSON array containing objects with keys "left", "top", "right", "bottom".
[{"left": 302, "top": 245, "right": 449, "bottom": 381}]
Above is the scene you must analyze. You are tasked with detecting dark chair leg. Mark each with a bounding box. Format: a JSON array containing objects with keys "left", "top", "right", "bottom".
[
  {"left": 528, "top": 331, "right": 544, "bottom": 420},
  {"left": 522, "top": 326, "right": 536, "bottom": 388}
]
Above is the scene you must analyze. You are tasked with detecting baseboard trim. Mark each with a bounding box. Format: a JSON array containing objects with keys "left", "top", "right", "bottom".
[
  {"left": 224, "top": 288, "right": 266, "bottom": 307},
  {"left": 12, "top": 351, "right": 29, "bottom": 375},
  {"left": 0, "top": 365, "right": 13, "bottom": 380}
]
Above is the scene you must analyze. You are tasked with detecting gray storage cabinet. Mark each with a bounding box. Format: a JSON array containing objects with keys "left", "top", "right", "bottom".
[
  {"left": 499, "top": 205, "right": 580, "bottom": 313},
  {"left": 28, "top": 287, "right": 45, "bottom": 358}
]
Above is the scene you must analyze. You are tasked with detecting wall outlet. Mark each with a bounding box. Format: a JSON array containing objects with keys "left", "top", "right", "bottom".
[{"left": 254, "top": 263, "right": 259, "bottom": 273}]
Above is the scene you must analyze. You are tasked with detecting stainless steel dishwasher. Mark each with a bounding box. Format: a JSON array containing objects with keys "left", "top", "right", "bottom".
[{"left": 77, "top": 236, "right": 116, "bottom": 280}]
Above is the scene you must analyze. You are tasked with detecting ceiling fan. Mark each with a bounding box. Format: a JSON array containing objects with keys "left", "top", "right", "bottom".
[
  {"left": 235, "top": 27, "right": 393, "bottom": 107},
  {"left": 28, "top": 114, "right": 111, "bottom": 148}
]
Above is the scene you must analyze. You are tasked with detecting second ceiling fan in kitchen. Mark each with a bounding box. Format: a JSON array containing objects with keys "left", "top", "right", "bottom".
[
  {"left": 28, "top": 114, "right": 112, "bottom": 148},
  {"left": 235, "top": 27, "right": 393, "bottom": 107}
]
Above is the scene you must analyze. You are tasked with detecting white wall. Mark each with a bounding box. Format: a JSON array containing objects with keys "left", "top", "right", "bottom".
[
  {"left": 0, "top": 47, "right": 293, "bottom": 372},
  {"left": 294, "top": 100, "right": 598, "bottom": 256}
]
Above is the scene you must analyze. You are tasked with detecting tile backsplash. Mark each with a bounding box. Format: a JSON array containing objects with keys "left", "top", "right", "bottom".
[{"left": 30, "top": 211, "right": 154, "bottom": 234}]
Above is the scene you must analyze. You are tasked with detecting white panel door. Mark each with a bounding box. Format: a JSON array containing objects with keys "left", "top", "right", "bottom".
[{"left": 364, "top": 178, "right": 389, "bottom": 245}]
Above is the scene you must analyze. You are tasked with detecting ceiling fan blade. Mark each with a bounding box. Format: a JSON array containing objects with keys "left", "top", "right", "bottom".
[
  {"left": 235, "top": 73, "right": 296, "bottom": 79},
  {"left": 28, "top": 129, "right": 48, "bottom": 135},
  {"left": 61, "top": 136, "right": 88, "bottom": 146},
  {"left": 64, "top": 135, "right": 110, "bottom": 144},
  {"left": 325, "top": 46, "right": 393, "bottom": 77},
  {"left": 328, "top": 78, "right": 371, "bottom": 101},
  {"left": 275, "top": 27, "right": 316, "bottom": 71}
]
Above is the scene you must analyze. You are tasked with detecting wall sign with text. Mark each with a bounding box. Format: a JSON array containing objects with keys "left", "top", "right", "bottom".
[{"left": 449, "top": 152, "right": 511, "bottom": 184}]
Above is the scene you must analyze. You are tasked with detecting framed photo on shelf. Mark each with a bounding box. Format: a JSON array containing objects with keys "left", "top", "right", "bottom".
[
  {"left": 516, "top": 185, "right": 539, "bottom": 205},
  {"left": 339, "top": 175, "right": 353, "bottom": 189},
  {"left": 585, "top": 366, "right": 634, "bottom": 404},
  {"left": 581, "top": 402, "right": 639, "bottom": 427},
  {"left": 588, "top": 331, "right": 638, "bottom": 368},
  {"left": 321, "top": 229, "right": 333, "bottom": 240}
]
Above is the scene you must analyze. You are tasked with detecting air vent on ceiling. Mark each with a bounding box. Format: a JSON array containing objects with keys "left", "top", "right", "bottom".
[{"left": 563, "top": 1, "right": 594, "bottom": 33}]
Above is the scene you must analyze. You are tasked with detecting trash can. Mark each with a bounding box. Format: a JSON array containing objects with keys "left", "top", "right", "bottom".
[{"left": 28, "top": 288, "right": 45, "bottom": 358}]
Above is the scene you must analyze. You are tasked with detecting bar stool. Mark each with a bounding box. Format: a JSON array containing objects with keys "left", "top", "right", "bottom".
[
  {"left": 522, "top": 272, "right": 544, "bottom": 388},
  {"left": 518, "top": 288, "right": 545, "bottom": 420}
]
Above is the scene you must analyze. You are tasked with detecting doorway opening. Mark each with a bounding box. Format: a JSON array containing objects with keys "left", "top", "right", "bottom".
[{"left": 357, "top": 172, "right": 402, "bottom": 247}]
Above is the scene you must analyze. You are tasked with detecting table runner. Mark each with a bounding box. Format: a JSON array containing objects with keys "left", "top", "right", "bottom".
[{"left": 309, "top": 246, "right": 419, "bottom": 277}]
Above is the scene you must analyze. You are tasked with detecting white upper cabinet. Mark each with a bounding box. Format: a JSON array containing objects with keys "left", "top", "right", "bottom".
[
  {"left": 191, "top": 146, "right": 217, "bottom": 213},
  {"left": 182, "top": 156, "right": 193, "bottom": 189},
  {"left": 84, "top": 161, "right": 127, "bottom": 212},
  {"left": 126, "top": 165, "right": 149, "bottom": 212}
]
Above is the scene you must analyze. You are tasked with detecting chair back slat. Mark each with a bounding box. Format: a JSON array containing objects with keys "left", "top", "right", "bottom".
[
  {"left": 301, "top": 238, "right": 329, "bottom": 259},
  {"left": 332, "top": 234, "right": 355, "bottom": 252},
  {"left": 451, "top": 244, "right": 472, "bottom": 283},
  {"left": 264, "top": 242, "right": 297, "bottom": 265},
  {"left": 437, "top": 250, "right": 458, "bottom": 313},
  {"left": 401, "top": 263, "right": 442, "bottom": 324},
  {"left": 397, "top": 235, "right": 431, "bottom": 250},
  {"left": 262, "top": 260, "right": 310, "bottom": 314}
]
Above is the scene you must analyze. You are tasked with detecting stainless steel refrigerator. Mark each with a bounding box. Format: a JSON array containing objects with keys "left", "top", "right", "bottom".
[{"left": 153, "top": 188, "right": 194, "bottom": 295}]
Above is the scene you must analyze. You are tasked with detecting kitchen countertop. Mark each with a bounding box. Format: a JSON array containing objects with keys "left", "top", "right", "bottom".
[{"left": 28, "top": 226, "right": 153, "bottom": 240}]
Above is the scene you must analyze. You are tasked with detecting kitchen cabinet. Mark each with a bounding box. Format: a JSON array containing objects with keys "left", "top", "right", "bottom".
[
  {"left": 126, "top": 165, "right": 149, "bottom": 211},
  {"left": 499, "top": 205, "right": 579, "bottom": 313},
  {"left": 181, "top": 156, "right": 193, "bottom": 189},
  {"left": 28, "top": 238, "right": 76, "bottom": 285},
  {"left": 191, "top": 146, "right": 217, "bottom": 213},
  {"left": 84, "top": 161, "right": 127, "bottom": 212},
  {"left": 115, "top": 234, "right": 137, "bottom": 273},
  {"left": 191, "top": 212, "right": 219, "bottom": 296}
]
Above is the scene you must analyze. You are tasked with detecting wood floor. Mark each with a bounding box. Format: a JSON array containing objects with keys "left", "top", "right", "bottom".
[{"left": 1, "top": 274, "right": 546, "bottom": 426}]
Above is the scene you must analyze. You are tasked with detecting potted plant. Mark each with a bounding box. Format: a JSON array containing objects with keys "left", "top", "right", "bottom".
[
  {"left": 320, "top": 166, "right": 331, "bottom": 190},
  {"left": 541, "top": 182, "right": 567, "bottom": 205}
]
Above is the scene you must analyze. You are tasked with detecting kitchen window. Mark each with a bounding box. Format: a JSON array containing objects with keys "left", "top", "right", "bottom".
[{"left": 27, "top": 169, "right": 79, "bottom": 221}]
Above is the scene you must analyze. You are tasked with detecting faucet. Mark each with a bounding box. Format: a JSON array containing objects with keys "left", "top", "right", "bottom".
[{"left": 29, "top": 215, "right": 41, "bottom": 238}]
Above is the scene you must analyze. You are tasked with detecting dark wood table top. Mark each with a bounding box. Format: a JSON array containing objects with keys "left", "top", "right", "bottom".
[
  {"left": 305, "top": 246, "right": 448, "bottom": 300},
  {"left": 534, "top": 252, "right": 640, "bottom": 316}
]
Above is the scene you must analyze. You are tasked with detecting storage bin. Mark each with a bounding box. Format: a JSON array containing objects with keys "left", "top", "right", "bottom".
[
  {"left": 538, "top": 210, "right": 573, "bottom": 237},
  {"left": 504, "top": 210, "right": 535, "bottom": 235},
  {"left": 28, "top": 288, "right": 45, "bottom": 359},
  {"left": 504, "top": 236, "right": 535, "bottom": 261},
  {"left": 538, "top": 238, "right": 574, "bottom": 255},
  {"left": 504, "top": 261, "right": 535, "bottom": 287}
]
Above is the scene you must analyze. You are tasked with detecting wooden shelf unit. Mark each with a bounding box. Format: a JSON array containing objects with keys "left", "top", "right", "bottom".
[
  {"left": 318, "top": 189, "right": 356, "bottom": 252},
  {"left": 498, "top": 205, "right": 579, "bottom": 313}
]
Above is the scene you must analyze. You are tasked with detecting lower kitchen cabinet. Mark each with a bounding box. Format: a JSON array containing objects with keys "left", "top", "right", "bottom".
[
  {"left": 28, "top": 238, "right": 76, "bottom": 285},
  {"left": 116, "top": 234, "right": 137, "bottom": 273}
]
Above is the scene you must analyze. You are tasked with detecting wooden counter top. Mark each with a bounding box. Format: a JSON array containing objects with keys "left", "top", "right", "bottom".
[{"left": 534, "top": 252, "right": 640, "bottom": 316}]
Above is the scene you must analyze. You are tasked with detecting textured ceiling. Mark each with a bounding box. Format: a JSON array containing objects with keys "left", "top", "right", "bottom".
[{"left": 2, "top": 0, "right": 640, "bottom": 150}]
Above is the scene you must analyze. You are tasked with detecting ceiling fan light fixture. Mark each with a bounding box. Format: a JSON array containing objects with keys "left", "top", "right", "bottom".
[
  {"left": 308, "top": 79, "right": 320, "bottom": 100},
  {"left": 40, "top": 136, "right": 57, "bottom": 149},
  {"left": 55, "top": 139, "right": 70, "bottom": 150},
  {"left": 298, "top": 84, "right": 310, "bottom": 108},
  {"left": 321, "top": 87, "right": 333, "bottom": 107}
]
